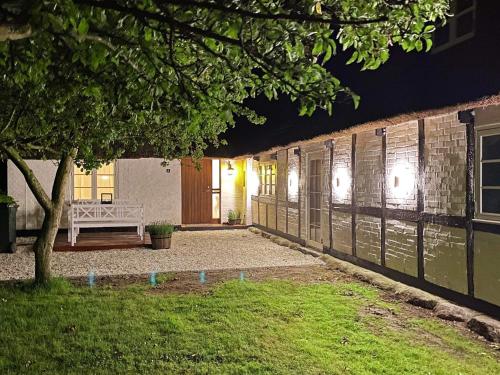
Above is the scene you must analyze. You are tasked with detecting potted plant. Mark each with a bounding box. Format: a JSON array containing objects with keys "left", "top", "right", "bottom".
[
  {"left": 227, "top": 209, "right": 242, "bottom": 225},
  {"left": 146, "top": 221, "right": 174, "bottom": 250},
  {"left": 0, "top": 192, "right": 17, "bottom": 253}
]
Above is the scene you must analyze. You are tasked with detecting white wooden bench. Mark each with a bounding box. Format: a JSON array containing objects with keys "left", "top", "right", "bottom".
[{"left": 68, "top": 200, "right": 144, "bottom": 246}]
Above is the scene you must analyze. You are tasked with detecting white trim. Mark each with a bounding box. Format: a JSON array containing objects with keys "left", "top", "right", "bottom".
[
  {"left": 432, "top": 0, "right": 476, "bottom": 54},
  {"left": 305, "top": 150, "right": 323, "bottom": 249}
]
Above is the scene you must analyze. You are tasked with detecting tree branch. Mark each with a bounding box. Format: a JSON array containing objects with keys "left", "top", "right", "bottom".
[{"left": 1, "top": 145, "right": 52, "bottom": 212}]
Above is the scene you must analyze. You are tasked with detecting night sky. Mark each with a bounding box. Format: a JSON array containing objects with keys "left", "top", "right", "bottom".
[{"left": 210, "top": 2, "right": 500, "bottom": 157}]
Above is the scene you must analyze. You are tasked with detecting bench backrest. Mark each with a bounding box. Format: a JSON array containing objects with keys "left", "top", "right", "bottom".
[{"left": 69, "top": 202, "right": 144, "bottom": 223}]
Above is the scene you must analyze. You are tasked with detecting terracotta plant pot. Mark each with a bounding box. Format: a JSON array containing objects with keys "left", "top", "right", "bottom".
[{"left": 150, "top": 234, "right": 172, "bottom": 250}]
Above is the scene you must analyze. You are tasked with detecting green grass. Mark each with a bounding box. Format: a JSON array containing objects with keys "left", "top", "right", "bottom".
[{"left": 0, "top": 278, "right": 498, "bottom": 374}]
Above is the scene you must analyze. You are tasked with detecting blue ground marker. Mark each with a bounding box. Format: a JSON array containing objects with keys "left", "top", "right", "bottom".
[
  {"left": 149, "top": 272, "right": 157, "bottom": 287},
  {"left": 199, "top": 271, "right": 206, "bottom": 284},
  {"left": 239, "top": 271, "right": 245, "bottom": 282},
  {"left": 88, "top": 271, "right": 95, "bottom": 288}
]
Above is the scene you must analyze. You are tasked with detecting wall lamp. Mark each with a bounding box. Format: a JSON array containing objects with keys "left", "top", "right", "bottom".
[{"left": 227, "top": 161, "right": 235, "bottom": 176}]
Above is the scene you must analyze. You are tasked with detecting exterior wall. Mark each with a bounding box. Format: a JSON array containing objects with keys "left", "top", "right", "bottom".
[
  {"left": 385, "top": 220, "right": 418, "bottom": 277},
  {"left": 331, "top": 211, "right": 352, "bottom": 254},
  {"left": 386, "top": 121, "right": 418, "bottom": 211},
  {"left": 424, "top": 114, "right": 466, "bottom": 216},
  {"left": 220, "top": 159, "right": 245, "bottom": 224},
  {"left": 356, "top": 214, "right": 381, "bottom": 264},
  {"left": 355, "top": 130, "right": 382, "bottom": 208},
  {"left": 9, "top": 158, "right": 183, "bottom": 229},
  {"left": 8, "top": 160, "right": 71, "bottom": 229},
  {"left": 116, "top": 158, "right": 181, "bottom": 224},
  {"left": 423, "top": 224, "right": 467, "bottom": 294},
  {"left": 474, "top": 231, "right": 500, "bottom": 306},
  {"left": 332, "top": 136, "right": 352, "bottom": 205},
  {"left": 249, "top": 105, "right": 500, "bottom": 311}
]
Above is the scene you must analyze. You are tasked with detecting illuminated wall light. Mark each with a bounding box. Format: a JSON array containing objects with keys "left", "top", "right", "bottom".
[
  {"left": 288, "top": 170, "right": 299, "bottom": 200},
  {"left": 332, "top": 167, "right": 350, "bottom": 200},
  {"left": 226, "top": 161, "right": 235, "bottom": 176},
  {"left": 389, "top": 161, "right": 415, "bottom": 198}
]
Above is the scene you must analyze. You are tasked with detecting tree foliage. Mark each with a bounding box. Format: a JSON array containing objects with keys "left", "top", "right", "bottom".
[
  {"left": 0, "top": 0, "right": 449, "bottom": 283},
  {"left": 1, "top": 0, "right": 449, "bottom": 164}
]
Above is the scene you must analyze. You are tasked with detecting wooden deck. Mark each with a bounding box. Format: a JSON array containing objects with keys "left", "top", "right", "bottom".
[{"left": 54, "top": 232, "right": 151, "bottom": 252}]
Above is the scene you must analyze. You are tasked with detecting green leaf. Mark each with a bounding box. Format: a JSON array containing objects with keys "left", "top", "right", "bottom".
[{"left": 78, "top": 18, "right": 89, "bottom": 35}]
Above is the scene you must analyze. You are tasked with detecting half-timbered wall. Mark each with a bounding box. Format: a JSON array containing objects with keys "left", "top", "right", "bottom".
[{"left": 252, "top": 105, "right": 500, "bottom": 315}]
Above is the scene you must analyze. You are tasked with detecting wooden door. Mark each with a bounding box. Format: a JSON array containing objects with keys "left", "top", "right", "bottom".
[{"left": 181, "top": 158, "right": 214, "bottom": 224}]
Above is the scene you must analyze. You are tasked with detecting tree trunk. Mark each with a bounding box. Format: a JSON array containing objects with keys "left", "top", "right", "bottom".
[
  {"left": 33, "top": 149, "right": 75, "bottom": 285},
  {"left": 33, "top": 208, "right": 61, "bottom": 284}
]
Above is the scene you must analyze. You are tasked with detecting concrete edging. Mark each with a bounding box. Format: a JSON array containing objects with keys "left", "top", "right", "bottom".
[{"left": 248, "top": 227, "right": 500, "bottom": 343}]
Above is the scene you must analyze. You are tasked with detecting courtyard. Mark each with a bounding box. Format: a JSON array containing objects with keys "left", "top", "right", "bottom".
[{"left": 0, "top": 230, "right": 322, "bottom": 281}]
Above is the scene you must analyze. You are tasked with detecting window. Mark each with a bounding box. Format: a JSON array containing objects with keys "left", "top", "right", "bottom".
[
  {"left": 477, "top": 128, "right": 500, "bottom": 220},
  {"left": 259, "top": 163, "right": 276, "bottom": 195},
  {"left": 73, "top": 162, "right": 115, "bottom": 200},
  {"left": 212, "top": 159, "right": 221, "bottom": 219},
  {"left": 433, "top": 0, "right": 475, "bottom": 53}
]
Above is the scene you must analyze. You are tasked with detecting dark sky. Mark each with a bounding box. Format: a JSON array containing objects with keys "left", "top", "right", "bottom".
[{"left": 209, "top": 1, "right": 500, "bottom": 157}]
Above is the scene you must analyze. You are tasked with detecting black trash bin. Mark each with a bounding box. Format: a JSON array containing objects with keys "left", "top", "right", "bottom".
[{"left": 0, "top": 203, "right": 17, "bottom": 253}]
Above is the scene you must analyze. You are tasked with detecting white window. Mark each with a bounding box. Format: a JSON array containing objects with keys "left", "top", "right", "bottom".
[
  {"left": 258, "top": 163, "right": 276, "bottom": 196},
  {"left": 476, "top": 127, "right": 500, "bottom": 221},
  {"left": 433, "top": 0, "right": 476, "bottom": 53},
  {"left": 73, "top": 162, "right": 116, "bottom": 200}
]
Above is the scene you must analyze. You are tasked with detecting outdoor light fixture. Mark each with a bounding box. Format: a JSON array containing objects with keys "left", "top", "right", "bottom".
[
  {"left": 390, "top": 161, "right": 415, "bottom": 198},
  {"left": 227, "top": 161, "right": 235, "bottom": 176},
  {"left": 333, "top": 167, "right": 350, "bottom": 200},
  {"left": 288, "top": 170, "right": 299, "bottom": 200}
]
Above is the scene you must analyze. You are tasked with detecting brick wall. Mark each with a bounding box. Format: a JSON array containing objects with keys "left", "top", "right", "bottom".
[
  {"left": 424, "top": 114, "right": 466, "bottom": 216},
  {"left": 356, "top": 214, "right": 381, "bottom": 264},
  {"left": 332, "top": 211, "right": 352, "bottom": 254},
  {"left": 423, "top": 224, "right": 467, "bottom": 294},
  {"left": 385, "top": 219, "right": 418, "bottom": 277},
  {"left": 355, "top": 130, "right": 383, "bottom": 208},
  {"left": 386, "top": 121, "right": 418, "bottom": 211},
  {"left": 332, "top": 136, "right": 352, "bottom": 205}
]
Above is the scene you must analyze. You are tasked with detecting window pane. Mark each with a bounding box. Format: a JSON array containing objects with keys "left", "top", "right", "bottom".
[
  {"left": 456, "top": 0, "right": 473, "bottom": 13},
  {"left": 212, "top": 159, "right": 220, "bottom": 189},
  {"left": 97, "top": 163, "right": 114, "bottom": 176},
  {"left": 75, "top": 188, "right": 92, "bottom": 200},
  {"left": 482, "top": 189, "right": 500, "bottom": 214},
  {"left": 482, "top": 162, "right": 500, "bottom": 186},
  {"left": 434, "top": 24, "right": 450, "bottom": 47},
  {"left": 456, "top": 11, "right": 474, "bottom": 37},
  {"left": 97, "top": 175, "right": 113, "bottom": 188},
  {"left": 482, "top": 134, "right": 500, "bottom": 160},
  {"left": 212, "top": 193, "right": 220, "bottom": 219}
]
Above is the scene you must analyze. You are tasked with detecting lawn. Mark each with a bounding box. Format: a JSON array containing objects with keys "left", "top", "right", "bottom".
[{"left": 0, "top": 274, "right": 498, "bottom": 374}]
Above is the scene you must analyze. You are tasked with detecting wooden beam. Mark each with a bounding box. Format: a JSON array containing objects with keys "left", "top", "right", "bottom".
[
  {"left": 351, "top": 134, "right": 357, "bottom": 256},
  {"left": 464, "top": 113, "right": 476, "bottom": 296},
  {"left": 417, "top": 119, "right": 425, "bottom": 280},
  {"left": 381, "top": 131, "right": 387, "bottom": 267}
]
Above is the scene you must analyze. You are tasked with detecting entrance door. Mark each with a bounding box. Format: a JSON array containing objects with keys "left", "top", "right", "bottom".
[
  {"left": 181, "top": 158, "right": 216, "bottom": 224},
  {"left": 308, "top": 155, "right": 322, "bottom": 246}
]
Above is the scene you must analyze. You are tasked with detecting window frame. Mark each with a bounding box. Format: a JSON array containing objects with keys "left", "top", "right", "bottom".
[
  {"left": 432, "top": 0, "right": 476, "bottom": 54},
  {"left": 72, "top": 161, "right": 117, "bottom": 201},
  {"left": 258, "top": 162, "right": 276, "bottom": 196},
  {"left": 475, "top": 124, "right": 500, "bottom": 222}
]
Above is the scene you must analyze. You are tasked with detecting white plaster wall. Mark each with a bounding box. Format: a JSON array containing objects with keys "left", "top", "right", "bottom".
[
  {"left": 8, "top": 160, "right": 71, "bottom": 230},
  {"left": 220, "top": 159, "right": 245, "bottom": 224},
  {"left": 117, "top": 159, "right": 182, "bottom": 225}
]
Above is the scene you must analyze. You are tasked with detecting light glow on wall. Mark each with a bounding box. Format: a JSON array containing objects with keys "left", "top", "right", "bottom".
[
  {"left": 288, "top": 170, "right": 299, "bottom": 200},
  {"left": 249, "top": 169, "right": 260, "bottom": 196},
  {"left": 389, "top": 161, "right": 415, "bottom": 198},
  {"left": 332, "top": 167, "right": 350, "bottom": 200}
]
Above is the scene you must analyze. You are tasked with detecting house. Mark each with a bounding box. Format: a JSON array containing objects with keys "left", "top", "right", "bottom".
[{"left": 1, "top": 0, "right": 499, "bottom": 315}]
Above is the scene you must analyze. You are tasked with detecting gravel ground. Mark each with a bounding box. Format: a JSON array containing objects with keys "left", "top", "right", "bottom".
[{"left": 0, "top": 230, "right": 323, "bottom": 281}]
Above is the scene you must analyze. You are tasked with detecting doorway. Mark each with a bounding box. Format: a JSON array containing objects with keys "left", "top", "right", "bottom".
[
  {"left": 181, "top": 158, "right": 220, "bottom": 224},
  {"left": 307, "top": 153, "right": 323, "bottom": 247}
]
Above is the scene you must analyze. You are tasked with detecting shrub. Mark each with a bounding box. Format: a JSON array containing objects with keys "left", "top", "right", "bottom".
[
  {"left": 146, "top": 221, "right": 175, "bottom": 236},
  {"left": 0, "top": 191, "right": 16, "bottom": 206},
  {"left": 228, "top": 209, "right": 241, "bottom": 221}
]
